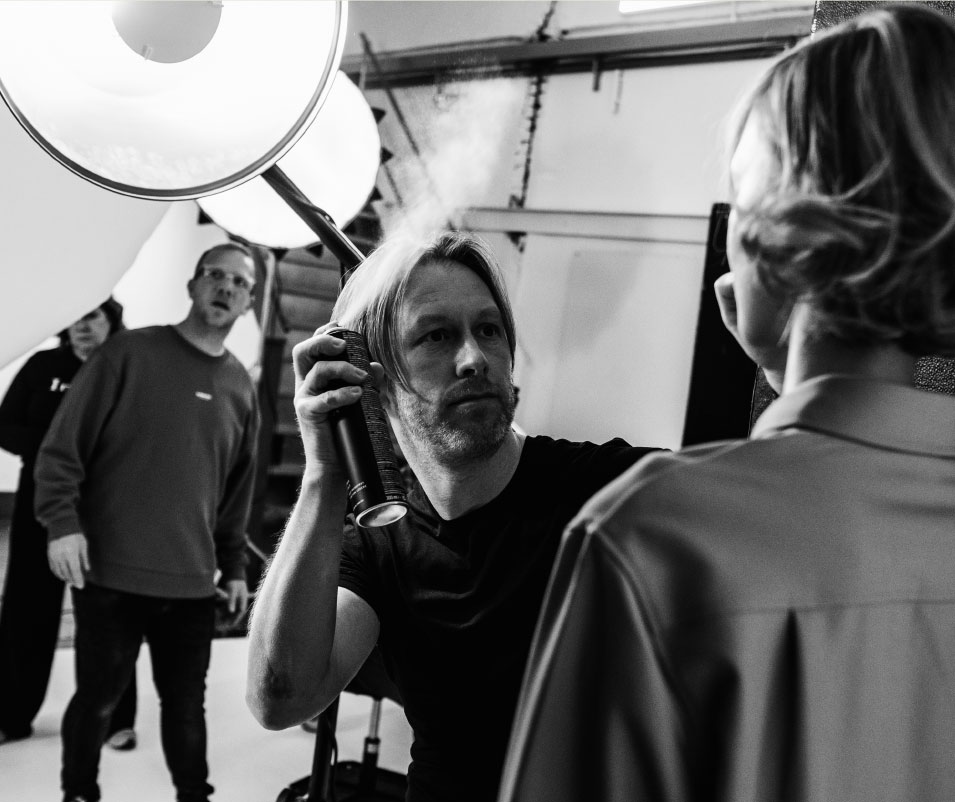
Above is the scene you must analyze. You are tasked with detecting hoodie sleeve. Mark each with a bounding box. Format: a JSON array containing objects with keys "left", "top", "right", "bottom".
[
  {"left": 34, "top": 348, "right": 120, "bottom": 540},
  {"left": 0, "top": 353, "right": 46, "bottom": 459},
  {"left": 213, "top": 388, "right": 261, "bottom": 582}
]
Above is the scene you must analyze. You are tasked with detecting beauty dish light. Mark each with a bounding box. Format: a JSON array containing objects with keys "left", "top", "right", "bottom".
[{"left": 0, "top": 0, "right": 347, "bottom": 200}]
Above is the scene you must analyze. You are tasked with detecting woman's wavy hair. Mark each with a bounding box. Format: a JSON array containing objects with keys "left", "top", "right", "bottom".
[
  {"left": 331, "top": 231, "right": 516, "bottom": 390},
  {"left": 729, "top": 3, "right": 955, "bottom": 356},
  {"left": 57, "top": 296, "right": 126, "bottom": 347}
]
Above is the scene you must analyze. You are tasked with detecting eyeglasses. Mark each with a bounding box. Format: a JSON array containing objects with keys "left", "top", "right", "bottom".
[{"left": 199, "top": 266, "right": 255, "bottom": 293}]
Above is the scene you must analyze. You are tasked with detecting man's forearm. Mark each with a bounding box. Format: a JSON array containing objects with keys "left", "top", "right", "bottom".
[{"left": 246, "top": 470, "right": 349, "bottom": 729}]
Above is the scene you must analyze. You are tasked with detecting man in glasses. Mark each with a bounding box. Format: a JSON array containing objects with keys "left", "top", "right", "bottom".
[{"left": 35, "top": 242, "right": 261, "bottom": 802}]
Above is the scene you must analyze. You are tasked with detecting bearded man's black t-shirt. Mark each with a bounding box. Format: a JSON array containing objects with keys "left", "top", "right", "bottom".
[{"left": 339, "top": 435, "right": 656, "bottom": 802}]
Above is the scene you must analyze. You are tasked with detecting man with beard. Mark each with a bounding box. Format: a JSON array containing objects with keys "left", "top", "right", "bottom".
[
  {"left": 247, "top": 232, "right": 657, "bottom": 802},
  {"left": 36, "top": 242, "right": 261, "bottom": 802}
]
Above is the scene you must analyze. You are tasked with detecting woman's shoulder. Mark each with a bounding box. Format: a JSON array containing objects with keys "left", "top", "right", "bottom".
[{"left": 20, "top": 345, "right": 76, "bottom": 372}]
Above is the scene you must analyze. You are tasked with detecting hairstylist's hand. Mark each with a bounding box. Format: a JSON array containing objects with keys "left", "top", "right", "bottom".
[
  {"left": 291, "top": 321, "right": 385, "bottom": 477},
  {"left": 48, "top": 533, "right": 89, "bottom": 588},
  {"left": 714, "top": 272, "right": 787, "bottom": 392}
]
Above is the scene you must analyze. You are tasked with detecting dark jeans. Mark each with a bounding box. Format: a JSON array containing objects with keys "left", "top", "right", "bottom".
[
  {"left": 63, "top": 583, "right": 216, "bottom": 802},
  {"left": 107, "top": 671, "right": 137, "bottom": 735},
  {"left": 0, "top": 482, "right": 136, "bottom": 740},
  {"left": 0, "top": 480, "right": 67, "bottom": 739},
  {"left": 0, "top": 491, "right": 63, "bottom": 739}
]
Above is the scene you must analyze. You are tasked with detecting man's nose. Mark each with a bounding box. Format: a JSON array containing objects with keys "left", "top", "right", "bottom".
[{"left": 456, "top": 335, "right": 489, "bottom": 377}]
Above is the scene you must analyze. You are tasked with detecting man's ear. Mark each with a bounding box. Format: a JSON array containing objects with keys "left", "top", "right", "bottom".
[{"left": 378, "top": 378, "right": 394, "bottom": 414}]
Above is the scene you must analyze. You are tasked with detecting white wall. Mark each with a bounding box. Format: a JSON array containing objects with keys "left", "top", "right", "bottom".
[
  {"left": 510, "top": 60, "right": 766, "bottom": 448},
  {"left": 510, "top": 236, "right": 704, "bottom": 448},
  {"left": 363, "top": 56, "right": 769, "bottom": 449},
  {"left": 526, "top": 62, "right": 754, "bottom": 215}
]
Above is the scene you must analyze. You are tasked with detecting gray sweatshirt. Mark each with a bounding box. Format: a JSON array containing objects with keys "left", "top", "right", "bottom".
[{"left": 35, "top": 325, "right": 259, "bottom": 598}]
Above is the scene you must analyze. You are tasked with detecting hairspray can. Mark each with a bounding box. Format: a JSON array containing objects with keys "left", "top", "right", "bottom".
[{"left": 326, "top": 328, "right": 408, "bottom": 528}]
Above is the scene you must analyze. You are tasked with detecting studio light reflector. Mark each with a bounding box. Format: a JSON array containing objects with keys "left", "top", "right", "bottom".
[
  {"left": 197, "top": 72, "right": 382, "bottom": 249},
  {"left": 0, "top": 1, "right": 347, "bottom": 200}
]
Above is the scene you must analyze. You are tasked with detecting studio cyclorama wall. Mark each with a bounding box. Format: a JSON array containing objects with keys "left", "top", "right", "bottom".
[{"left": 0, "top": 98, "right": 170, "bottom": 493}]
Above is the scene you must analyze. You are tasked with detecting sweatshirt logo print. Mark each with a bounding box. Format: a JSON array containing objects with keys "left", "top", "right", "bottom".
[{"left": 195, "top": 391, "right": 213, "bottom": 401}]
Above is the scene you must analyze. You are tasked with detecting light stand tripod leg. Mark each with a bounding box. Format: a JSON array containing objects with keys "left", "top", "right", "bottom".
[
  {"left": 260, "top": 166, "right": 365, "bottom": 802},
  {"left": 357, "top": 698, "right": 383, "bottom": 794},
  {"left": 305, "top": 698, "right": 340, "bottom": 802}
]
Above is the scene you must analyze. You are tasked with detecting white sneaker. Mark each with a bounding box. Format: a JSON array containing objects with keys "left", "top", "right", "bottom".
[{"left": 106, "top": 728, "right": 137, "bottom": 751}]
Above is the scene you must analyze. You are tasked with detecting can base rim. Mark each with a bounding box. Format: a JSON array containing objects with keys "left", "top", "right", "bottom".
[{"left": 356, "top": 501, "right": 408, "bottom": 529}]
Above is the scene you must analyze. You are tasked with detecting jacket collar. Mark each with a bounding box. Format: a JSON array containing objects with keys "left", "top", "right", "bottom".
[{"left": 751, "top": 374, "right": 955, "bottom": 458}]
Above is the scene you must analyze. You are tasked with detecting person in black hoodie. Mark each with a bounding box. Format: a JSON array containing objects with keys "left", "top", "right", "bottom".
[{"left": 0, "top": 297, "right": 137, "bottom": 747}]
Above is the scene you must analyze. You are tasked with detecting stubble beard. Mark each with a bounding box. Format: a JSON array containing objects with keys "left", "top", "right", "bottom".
[
  {"left": 199, "top": 300, "right": 239, "bottom": 332},
  {"left": 394, "top": 381, "right": 518, "bottom": 467}
]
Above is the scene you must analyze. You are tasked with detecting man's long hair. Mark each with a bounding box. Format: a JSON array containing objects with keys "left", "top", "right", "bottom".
[{"left": 332, "top": 231, "right": 517, "bottom": 389}]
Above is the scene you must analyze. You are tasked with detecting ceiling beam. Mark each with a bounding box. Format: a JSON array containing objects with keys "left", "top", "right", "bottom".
[{"left": 342, "top": 14, "right": 812, "bottom": 88}]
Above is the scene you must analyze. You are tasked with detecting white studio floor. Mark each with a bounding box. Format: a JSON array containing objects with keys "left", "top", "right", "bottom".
[{"left": 0, "top": 637, "right": 413, "bottom": 802}]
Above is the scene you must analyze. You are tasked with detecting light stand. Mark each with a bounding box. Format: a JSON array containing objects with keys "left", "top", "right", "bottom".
[
  {"left": 261, "top": 166, "right": 365, "bottom": 270},
  {"left": 263, "top": 163, "right": 364, "bottom": 802}
]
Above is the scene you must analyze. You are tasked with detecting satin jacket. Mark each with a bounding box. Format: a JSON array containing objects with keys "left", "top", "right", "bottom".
[{"left": 500, "top": 375, "right": 955, "bottom": 802}]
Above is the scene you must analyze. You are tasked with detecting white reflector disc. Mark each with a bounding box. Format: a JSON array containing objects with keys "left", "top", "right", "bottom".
[{"left": 198, "top": 72, "right": 381, "bottom": 248}]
